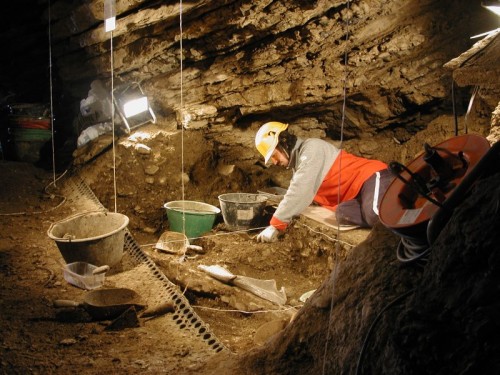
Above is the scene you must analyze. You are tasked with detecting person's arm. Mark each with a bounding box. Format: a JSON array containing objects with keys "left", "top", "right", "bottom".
[{"left": 271, "top": 140, "right": 338, "bottom": 229}]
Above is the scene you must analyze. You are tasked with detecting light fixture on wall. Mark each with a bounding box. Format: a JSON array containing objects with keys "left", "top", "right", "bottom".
[
  {"left": 471, "top": 1, "right": 500, "bottom": 39},
  {"left": 113, "top": 82, "right": 156, "bottom": 133},
  {"left": 482, "top": 0, "right": 500, "bottom": 16}
]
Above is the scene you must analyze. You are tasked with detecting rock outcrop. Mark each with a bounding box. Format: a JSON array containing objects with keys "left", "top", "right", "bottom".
[{"left": 34, "top": 0, "right": 496, "bottom": 166}]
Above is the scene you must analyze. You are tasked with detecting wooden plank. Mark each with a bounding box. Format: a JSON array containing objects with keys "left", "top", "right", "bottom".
[
  {"left": 259, "top": 187, "right": 359, "bottom": 231},
  {"left": 300, "top": 205, "right": 359, "bottom": 231}
]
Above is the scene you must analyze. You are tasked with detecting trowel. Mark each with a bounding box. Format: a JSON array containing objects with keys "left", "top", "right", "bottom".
[{"left": 198, "top": 264, "right": 287, "bottom": 305}]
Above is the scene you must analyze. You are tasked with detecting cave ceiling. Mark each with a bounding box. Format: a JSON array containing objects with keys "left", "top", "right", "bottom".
[{"left": 1, "top": 0, "right": 499, "bottom": 155}]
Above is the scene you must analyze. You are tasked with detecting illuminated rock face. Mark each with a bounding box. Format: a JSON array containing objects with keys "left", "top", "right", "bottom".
[{"left": 1, "top": 1, "right": 498, "bottom": 163}]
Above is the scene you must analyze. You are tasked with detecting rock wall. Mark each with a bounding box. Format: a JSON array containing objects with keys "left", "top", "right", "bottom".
[
  {"left": 444, "top": 30, "right": 500, "bottom": 144},
  {"left": 42, "top": 0, "right": 497, "bottom": 167}
]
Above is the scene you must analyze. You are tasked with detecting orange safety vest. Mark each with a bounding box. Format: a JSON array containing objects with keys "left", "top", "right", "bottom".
[
  {"left": 313, "top": 150, "right": 387, "bottom": 211},
  {"left": 270, "top": 150, "right": 387, "bottom": 230}
]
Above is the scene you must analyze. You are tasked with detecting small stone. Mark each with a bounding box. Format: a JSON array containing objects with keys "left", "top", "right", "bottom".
[
  {"left": 133, "top": 359, "right": 148, "bottom": 369},
  {"left": 135, "top": 143, "right": 151, "bottom": 155},
  {"left": 176, "top": 345, "right": 190, "bottom": 357},
  {"left": 181, "top": 172, "right": 190, "bottom": 184},
  {"left": 59, "top": 338, "right": 77, "bottom": 346},
  {"left": 144, "top": 164, "right": 159, "bottom": 175},
  {"left": 217, "top": 163, "right": 235, "bottom": 176}
]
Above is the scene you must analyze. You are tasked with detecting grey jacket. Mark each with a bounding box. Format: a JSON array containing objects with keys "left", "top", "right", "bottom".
[{"left": 273, "top": 138, "right": 341, "bottom": 225}]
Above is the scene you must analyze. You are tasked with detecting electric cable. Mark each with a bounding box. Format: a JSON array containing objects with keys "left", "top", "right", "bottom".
[
  {"left": 178, "top": 0, "right": 188, "bottom": 263},
  {"left": 322, "top": 1, "right": 350, "bottom": 373},
  {"left": 464, "top": 85, "right": 479, "bottom": 135},
  {"left": 451, "top": 79, "right": 458, "bottom": 136},
  {"left": 386, "top": 160, "right": 433, "bottom": 264},
  {"left": 396, "top": 236, "right": 430, "bottom": 265},
  {"left": 48, "top": 0, "right": 56, "bottom": 186},
  {"left": 110, "top": 30, "right": 117, "bottom": 213},
  {"left": 297, "top": 222, "right": 357, "bottom": 248},
  {"left": 0, "top": 169, "right": 68, "bottom": 216},
  {"left": 355, "top": 288, "right": 415, "bottom": 375},
  {"left": 139, "top": 222, "right": 358, "bottom": 249},
  {"left": 193, "top": 304, "right": 299, "bottom": 315}
]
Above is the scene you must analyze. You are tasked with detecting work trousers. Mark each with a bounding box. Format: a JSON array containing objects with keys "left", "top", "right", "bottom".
[{"left": 336, "top": 168, "right": 393, "bottom": 228}]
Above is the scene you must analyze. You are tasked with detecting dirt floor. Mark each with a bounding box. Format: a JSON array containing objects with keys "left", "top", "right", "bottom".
[
  {"left": 0, "top": 158, "right": 369, "bottom": 374},
  {"left": 0, "top": 111, "right": 491, "bottom": 374}
]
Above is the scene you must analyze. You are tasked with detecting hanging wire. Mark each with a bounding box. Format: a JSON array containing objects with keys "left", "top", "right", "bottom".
[
  {"left": 451, "top": 79, "right": 458, "bottom": 136},
  {"left": 179, "top": 1, "right": 184, "bottom": 205},
  {"left": 48, "top": 0, "right": 56, "bottom": 186},
  {"left": 178, "top": 0, "right": 189, "bottom": 262},
  {"left": 322, "top": 1, "right": 350, "bottom": 373},
  {"left": 139, "top": 223, "right": 358, "bottom": 249},
  {"left": 463, "top": 85, "right": 479, "bottom": 135},
  {"left": 354, "top": 289, "right": 416, "bottom": 375},
  {"left": 110, "top": 31, "right": 118, "bottom": 213}
]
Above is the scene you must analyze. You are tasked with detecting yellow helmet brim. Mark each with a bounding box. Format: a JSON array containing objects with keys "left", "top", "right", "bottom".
[{"left": 255, "top": 122, "right": 288, "bottom": 164}]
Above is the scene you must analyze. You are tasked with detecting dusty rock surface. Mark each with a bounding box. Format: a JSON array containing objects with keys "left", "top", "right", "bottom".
[
  {"left": 202, "top": 170, "right": 500, "bottom": 374},
  {"left": 2, "top": 1, "right": 498, "bottom": 175},
  {"left": 0, "top": 162, "right": 214, "bottom": 374}
]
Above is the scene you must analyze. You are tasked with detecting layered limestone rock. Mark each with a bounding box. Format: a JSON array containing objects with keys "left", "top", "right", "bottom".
[
  {"left": 444, "top": 30, "right": 500, "bottom": 143},
  {"left": 42, "top": 0, "right": 496, "bottom": 166}
]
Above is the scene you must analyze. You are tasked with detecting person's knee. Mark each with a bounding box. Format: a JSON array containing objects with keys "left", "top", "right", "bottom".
[
  {"left": 364, "top": 212, "right": 379, "bottom": 228},
  {"left": 336, "top": 210, "right": 355, "bottom": 225},
  {"left": 362, "top": 202, "right": 384, "bottom": 227},
  {"left": 336, "top": 207, "right": 366, "bottom": 227}
]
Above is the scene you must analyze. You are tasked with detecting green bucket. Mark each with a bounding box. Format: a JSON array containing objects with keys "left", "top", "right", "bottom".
[
  {"left": 12, "top": 128, "right": 52, "bottom": 142},
  {"left": 164, "top": 201, "right": 220, "bottom": 239},
  {"left": 12, "top": 128, "right": 52, "bottom": 163}
]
